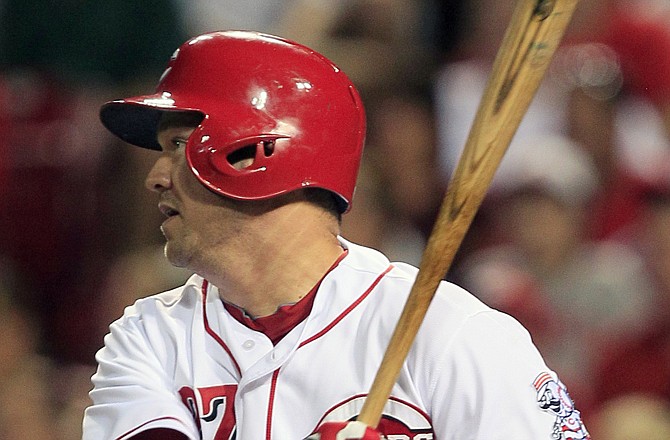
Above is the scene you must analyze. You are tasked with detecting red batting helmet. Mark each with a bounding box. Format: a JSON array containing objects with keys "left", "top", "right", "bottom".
[{"left": 100, "top": 31, "right": 366, "bottom": 212}]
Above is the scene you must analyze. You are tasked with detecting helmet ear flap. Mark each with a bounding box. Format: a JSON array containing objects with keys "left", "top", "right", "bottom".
[
  {"left": 187, "top": 128, "right": 292, "bottom": 194},
  {"left": 207, "top": 135, "right": 289, "bottom": 175}
]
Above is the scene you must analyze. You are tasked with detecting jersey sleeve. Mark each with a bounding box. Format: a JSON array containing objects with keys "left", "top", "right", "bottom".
[
  {"left": 82, "top": 307, "right": 200, "bottom": 440},
  {"left": 425, "top": 309, "right": 590, "bottom": 439}
]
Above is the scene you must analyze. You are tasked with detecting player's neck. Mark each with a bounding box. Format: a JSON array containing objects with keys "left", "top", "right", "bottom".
[{"left": 202, "top": 202, "right": 344, "bottom": 318}]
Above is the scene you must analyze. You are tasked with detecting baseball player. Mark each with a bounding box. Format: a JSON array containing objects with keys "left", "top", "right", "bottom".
[{"left": 82, "top": 31, "right": 590, "bottom": 439}]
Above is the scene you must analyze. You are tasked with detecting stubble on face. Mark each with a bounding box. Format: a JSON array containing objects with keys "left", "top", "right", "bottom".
[
  {"left": 160, "top": 159, "right": 270, "bottom": 275},
  {"left": 160, "top": 161, "right": 229, "bottom": 270}
]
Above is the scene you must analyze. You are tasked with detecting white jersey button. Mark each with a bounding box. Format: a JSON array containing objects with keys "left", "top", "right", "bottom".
[{"left": 242, "top": 340, "right": 255, "bottom": 350}]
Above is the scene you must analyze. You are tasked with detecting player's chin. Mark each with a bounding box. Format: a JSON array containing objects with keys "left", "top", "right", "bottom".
[
  {"left": 163, "top": 242, "right": 191, "bottom": 269},
  {"left": 160, "top": 220, "right": 183, "bottom": 250}
]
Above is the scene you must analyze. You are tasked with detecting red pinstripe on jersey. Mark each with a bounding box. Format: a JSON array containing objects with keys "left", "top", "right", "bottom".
[
  {"left": 299, "top": 264, "right": 394, "bottom": 348},
  {"left": 201, "top": 280, "right": 242, "bottom": 377}
]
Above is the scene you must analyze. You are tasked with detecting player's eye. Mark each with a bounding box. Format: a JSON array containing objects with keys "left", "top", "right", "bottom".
[{"left": 173, "top": 138, "right": 187, "bottom": 149}]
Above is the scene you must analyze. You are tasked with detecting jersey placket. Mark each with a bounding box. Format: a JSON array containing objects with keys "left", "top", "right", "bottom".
[{"left": 202, "top": 279, "right": 312, "bottom": 438}]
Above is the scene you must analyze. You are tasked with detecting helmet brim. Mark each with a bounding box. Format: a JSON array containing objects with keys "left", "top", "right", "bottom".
[{"left": 100, "top": 95, "right": 202, "bottom": 150}]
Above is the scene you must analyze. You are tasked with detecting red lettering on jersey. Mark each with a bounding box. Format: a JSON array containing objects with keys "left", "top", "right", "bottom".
[
  {"left": 179, "top": 385, "right": 238, "bottom": 440},
  {"left": 178, "top": 387, "right": 201, "bottom": 434},
  {"left": 316, "top": 395, "right": 434, "bottom": 439}
]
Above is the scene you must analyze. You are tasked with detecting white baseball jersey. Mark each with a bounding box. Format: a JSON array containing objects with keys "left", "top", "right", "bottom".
[{"left": 83, "top": 238, "right": 589, "bottom": 439}]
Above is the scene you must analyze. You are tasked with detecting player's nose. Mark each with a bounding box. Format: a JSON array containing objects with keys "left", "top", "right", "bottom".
[{"left": 145, "top": 155, "right": 173, "bottom": 192}]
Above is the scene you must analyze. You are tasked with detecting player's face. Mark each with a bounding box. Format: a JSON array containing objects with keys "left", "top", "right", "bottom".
[{"left": 146, "top": 125, "right": 253, "bottom": 270}]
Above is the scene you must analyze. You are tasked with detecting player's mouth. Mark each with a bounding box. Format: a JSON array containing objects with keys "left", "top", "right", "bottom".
[{"left": 159, "top": 203, "right": 180, "bottom": 219}]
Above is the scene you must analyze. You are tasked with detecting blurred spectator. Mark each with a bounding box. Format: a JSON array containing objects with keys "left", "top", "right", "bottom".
[
  {"left": 566, "top": 81, "right": 657, "bottom": 242},
  {"left": 0, "top": 75, "right": 9, "bottom": 198},
  {"left": 594, "top": 1, "right": 670, "bottom": 186},
  {"left": 328, "top": 0, "right": 444, "bottom": 262},
  {"left": 341, "top": 149, "right": 427, "bottom": 267},
  {"left": 175, "top": 0, "right": 358, "bottom": 82},
  {"left": 309, "top": 0, "right": 436, "bottom": 97},
  {"left": 90, "top": 245, "right": 192, "bottom": 344},
  {"left": 435, "top": 0, "right": 670, "bottom": 245},
  {"left": 636, "top": 186, "right": 670, "bottom": 316},
  {"left": 600, "top": 1, "right": 670, "bottom": 122},
  {"left": 174, "top": 0, "right": 297, "bottom": 36},
  {"left": 592, "top": 185, "right": 670, "bottom": 407},
  {"left": 0, "top": 257, "right": 55, "bottom": 438},
  {"left": 174, "top": 0, "right": 458, "bottom": 67},
  {"left": 52, "top": 363, "right": 97, "bottom": 440},
  {"left": 174, "top": 0, "right": 351, "bottom": 51},
  {"left": 588, "top": 394, "right": 670, "bottom": 440},
  {"left": 563, "top": 1, "right": 670, "bottom": 242},
  {"left": 0, "top": 69, "right": 103, "bottom": 361},
  {"left": 0, "top": 4, "right": 193, "bottom": 439},
  {"left": 434, "top": 0, "right": 571, "bottom": 186},
  {"left": 175, "top": 0, "right": 440, "bottom": 102},
  {"left": 366, "top": 92, "right": 443, "bottom": 236},
  {"left": 456, "top": 135, "right": 657, "bottom": 415},
  {"left": 0, "top": 0, "right": 188, "bottom": 365}
]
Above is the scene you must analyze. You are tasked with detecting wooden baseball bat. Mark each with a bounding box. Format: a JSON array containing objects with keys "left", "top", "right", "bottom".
[{"left": 356, "top": 0, "right": 580, "bottom": 428}]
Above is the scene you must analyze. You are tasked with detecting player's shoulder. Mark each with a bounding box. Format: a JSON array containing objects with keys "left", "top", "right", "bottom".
[
  {"left": 340, "top": 238, "right": 499, "bottom": 322},
  {"left": 115, "top": 274, "right": 203, "bottom": 324},
  {"left": 387, "top": 259, "right": 496, "bottom": 321}
]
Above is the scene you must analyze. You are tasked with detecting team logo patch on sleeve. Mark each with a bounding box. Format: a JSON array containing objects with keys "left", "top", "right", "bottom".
[{"left": 533, "top": 372, "right": 590, "bottom": 439}]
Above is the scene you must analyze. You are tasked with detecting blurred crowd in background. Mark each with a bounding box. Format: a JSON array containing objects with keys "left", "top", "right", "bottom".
[{"left": 0, "top": 0, "right": 669, "bottom": 438}]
